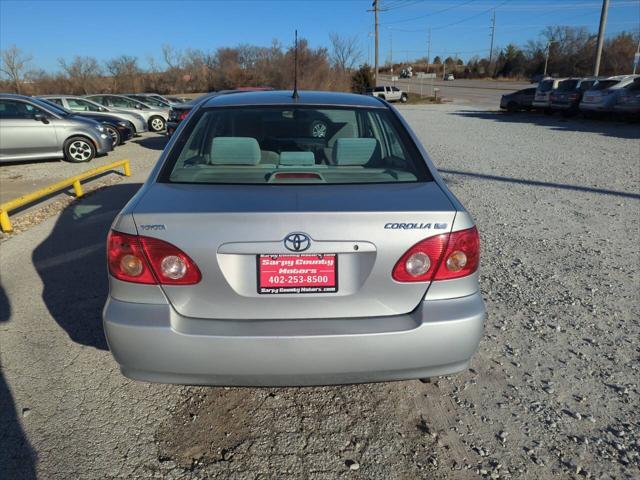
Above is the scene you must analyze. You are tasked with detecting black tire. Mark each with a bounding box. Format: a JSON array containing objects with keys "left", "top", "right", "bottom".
[
  {"left": 63, "top": 136, "right": 96, "bottom": 163},
  {"left": 506, "top": 101, "right": 518, "bottom": 113},
  {"left": 148, "top": 115, "right": 166, "bottom": 133},
  {"left": 400, "top": 93, "right": 408, "bottom": 103},
  {"left": 104, "top": 125, "right": 121, "bottom": 147},
  {"left": 379, "top": 94, "right": 386, "bottom": 100}
]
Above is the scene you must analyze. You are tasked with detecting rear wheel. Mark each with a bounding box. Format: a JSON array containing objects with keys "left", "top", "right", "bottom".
[
  {"left": 64, "top": 136, "right": 95, "bottom": 163},
  {"left": 400, "top": 93, "right": 408, "bottom": 103},
  {"left": 104, "top": 125, "right": 121, "bottom": 147},
  {"left": 149, "top": 116, "right": 166, "bottom": 132},
  {"left": 379, "top": 94, "right": 386, "bottom": 101}
]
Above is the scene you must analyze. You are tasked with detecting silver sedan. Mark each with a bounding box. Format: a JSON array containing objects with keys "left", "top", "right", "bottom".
[
  {"left": 0, "top": 93, "right": 112, "bottom": 163},
  {"left": 103, "top": 90, "right": 485, "bottom": 386},
  {"left": 39, "top": 95, "right": 148, "bottom": 135}
]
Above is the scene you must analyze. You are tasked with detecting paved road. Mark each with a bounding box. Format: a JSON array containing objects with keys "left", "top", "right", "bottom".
[
  {"left": 1, "top": 107, "right": 639, "bottom": 479},
  {"left": 378, "top": 74, "right": 531, "bottom": 106}
]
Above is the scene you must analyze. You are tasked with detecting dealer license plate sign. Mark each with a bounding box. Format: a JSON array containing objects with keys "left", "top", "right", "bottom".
[{"left": 257, "top": 254, "right": 338, "bottom": 294}]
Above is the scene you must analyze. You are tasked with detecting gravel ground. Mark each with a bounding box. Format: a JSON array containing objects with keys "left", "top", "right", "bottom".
[{"left": 1, "top": 105, "right": 638, "bottom": 479}]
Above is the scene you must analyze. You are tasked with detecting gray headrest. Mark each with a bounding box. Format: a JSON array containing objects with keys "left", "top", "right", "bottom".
[{"left": 210, "top": 137, "right": 260, "bottom": 165}]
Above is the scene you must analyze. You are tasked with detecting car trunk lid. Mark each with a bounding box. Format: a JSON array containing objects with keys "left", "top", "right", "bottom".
[{"left": 131, "top": 182, "right": 457, "bottom": 320}]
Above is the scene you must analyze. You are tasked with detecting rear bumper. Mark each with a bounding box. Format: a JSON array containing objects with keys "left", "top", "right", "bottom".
[
  {"left": 613, "top": 104, "right": 640, "bottom": 114},
  {"left": 580, "top": 102, "right": 609, "bottom": 112},
  {"left": 532, "top": 100, "right": 550, "bottom": 108},
  {"left": 103, "top": 292, "right": 485, "bottom": 386}
]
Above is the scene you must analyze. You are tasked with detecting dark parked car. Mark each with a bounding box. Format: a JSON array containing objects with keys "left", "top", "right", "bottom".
[
  {"left": 39, "top": 98, "right": 133, "bottom": 147},
  {"left": 166, "top": 88, "right": 273, "bottom": 136},
  {"left": 549, "top": 78, "right": 597, "bottom": 117},
  {"left": 499, "top": 88, "right": 536, "bottom": 112}
]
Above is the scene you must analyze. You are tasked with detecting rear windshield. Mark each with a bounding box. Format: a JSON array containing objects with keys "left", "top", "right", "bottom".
[
  {"left": 557, "top": 80, "right": 579, "bottom": 91},
  {"left": 160, "top": 106, "right": 432, "bottom": 185},
  {"left": 538, "top": 80, "right": 554, "bottom": 92},
  {"left": 579, "top": 80, "right": 596, "bottom": 91},
  {"left": 593, "top": 80, "right": 618, "bottom": 90}
]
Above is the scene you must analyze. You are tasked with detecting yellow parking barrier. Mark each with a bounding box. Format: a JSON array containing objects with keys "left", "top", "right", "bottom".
[{"left": 0, "top": 159, "right": 131, "bottom": 233}]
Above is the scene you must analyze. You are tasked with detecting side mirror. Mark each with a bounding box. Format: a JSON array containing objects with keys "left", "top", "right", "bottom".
[
  {"left": 100, "top": 107, "right": 108, "bottom": 112},
  {"left": 134, "top": 104, "right": 142, "bottom": 110},
  {"left": 34, "top": 113, "right": 50, "bottom": 124}
]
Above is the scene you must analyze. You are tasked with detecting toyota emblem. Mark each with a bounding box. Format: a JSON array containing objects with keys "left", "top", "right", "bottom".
[{"left": 284, "top": 233, "right": 311, "bottom": 252}]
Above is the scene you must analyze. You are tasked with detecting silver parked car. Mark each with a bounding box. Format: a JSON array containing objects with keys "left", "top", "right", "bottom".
[
  {"left": 85, "top": 94, "right": 169, "bottom": 132},
  {"left": 613, "top": 77, "right": 640, "bottom": 117},
  {"left": 0, "top": 94, "right": 112, "bottom": 163},
  {"left": 580, "top": 75, "right": 639, "bottom": 114},
  {"left": 103, "top": 90, "right": 485, "bottom": 386},
  {"left": 124, "top": 93, "right": 173, "bottom": 108},
  {"left": 532, "top": 77, "right": 567, "bottom": 111},
  {"left": 39, "top": 95, "right": 148, "bottom": 135}
]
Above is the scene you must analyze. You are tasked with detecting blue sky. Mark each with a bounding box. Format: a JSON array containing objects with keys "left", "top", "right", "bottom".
[{"left": 1, "top": 0, "right": 639, "bottom": 71}]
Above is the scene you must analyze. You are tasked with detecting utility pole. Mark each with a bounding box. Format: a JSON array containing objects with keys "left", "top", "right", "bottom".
[
  {"left": 543, "top": 41, "right": 552, "bottom": 76},
  {"left": 488, "top": 9, "right": 496, "bottom": 68},
  {"left": 372, "top": 0, "right": 380, "bottom": 83},
  {"left": 593, "top": 0, "right": 610, "bottom": 76},
  {"left": 426, "top": 28, "right": 431, "bottom": 73},
  {"left": 390, "top": 28, "right": 393, "bottom": 73}
]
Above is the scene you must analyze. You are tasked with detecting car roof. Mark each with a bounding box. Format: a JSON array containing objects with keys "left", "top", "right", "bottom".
[{"left": 201, "top": 90, "right": 386, "bottom": 109}]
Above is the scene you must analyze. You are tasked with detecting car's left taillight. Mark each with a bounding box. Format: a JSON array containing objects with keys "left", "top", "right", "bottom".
[
  {"left": 107, "top": 230, "right": 201, "bottom": 285},
  {"left": 392, "top": 227, "right": 480, "bottom": 283}
]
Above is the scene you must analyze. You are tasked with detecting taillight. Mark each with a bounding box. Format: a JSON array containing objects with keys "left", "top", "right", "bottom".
[
  {"left": 178, "top": 110, "right": 189, "bottom": 121},
  {"left": 392, "top": 227, "right": 480, "bottom": 283},
  {"left": 107, "top": 230, "right": 201, "bottom": 285}
]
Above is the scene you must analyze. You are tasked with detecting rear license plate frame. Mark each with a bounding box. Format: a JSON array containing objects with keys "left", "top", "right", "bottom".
[{"left": 257, "top": 254, "right": 338, "bottom": 295}]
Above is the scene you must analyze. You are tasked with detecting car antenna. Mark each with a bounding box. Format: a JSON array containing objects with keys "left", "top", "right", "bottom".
[{"left": 292, "top": 30, "right": 299, "bottom": 100}]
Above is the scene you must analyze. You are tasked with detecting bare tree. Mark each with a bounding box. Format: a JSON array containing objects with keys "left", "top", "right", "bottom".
[
  {"left": 0, "top": 45, "right": 32, "bottom": 93},
  {"left": 162, "top": 44, "right": 182, "bottom": 69},
  {"left": 329, "top": 33, "right": 361, "bottom": 71},
  {"left": 58, "top": 56, "right": 102, "bottom": 94},
  {"left": 106, "top": 55, "right": 140, "bottom": 92}
]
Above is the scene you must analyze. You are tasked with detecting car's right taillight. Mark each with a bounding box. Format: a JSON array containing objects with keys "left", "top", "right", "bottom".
[
  {"left": 178, "top": 110, "right": 189, "bottom": 121},
  {"left": 107, "top": 230, "right": 201, "bottom": 285},
  {"left": 392, "top": 227, "right": 480, "bottom": 283}
]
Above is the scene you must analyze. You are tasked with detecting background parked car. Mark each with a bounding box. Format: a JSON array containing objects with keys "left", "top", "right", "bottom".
[
  {"left": 613, "top": 77, "right": 640, "bottom": 119},
  {"left": 443, "top": 73, "right": 455, "bottom": 81},
  {"left": 0, "top": 94, "right": 112, "bottom": 163},
  {"left": 39, "top": 95, "right": 148, "bottom": 135},
  {"left": 549, "top": 77, "right": 597, "bottom": 117},
  {"left": 165, "top": 95, "right": 190, "bottom": 104},
  {"left": 124, "top": 93, "right": 172, "bottom": 109},
  {"left": 580, "top": 75, "right": 639, "bottom": 116},
  {"left": 500, "top": 87, "right": 536, "bottom": 112},
  {"left": 38, "top": 97, "right": 133, "bottom": 147},
  {"left": 532, "top": 77, "right": 567, "bottom": 113},
  {"left": 366, "top": 86, "right": 408, "bottom": 102},
  {"left": 85, "top": 94, "right": 169, "bottom": 132}
]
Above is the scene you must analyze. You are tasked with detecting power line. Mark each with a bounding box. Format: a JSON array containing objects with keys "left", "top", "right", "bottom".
[
  {"left": 432, "top": 0, "right": 511, "bottom": 31},
  {"left": 384, "top": 0, "right": 477, "bottom": 26}
]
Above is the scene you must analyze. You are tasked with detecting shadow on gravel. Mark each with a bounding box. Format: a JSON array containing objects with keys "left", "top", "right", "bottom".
[
  {"left": 440, "top": 168, "right": 640, "bottom": 200},
  {"left": 32, "top": 183, "right": 142, "bottom": 350},
  {"left": 134, "top": 135, "right": 169, "bottom": 151},
  {"left": 0, "top": 286, "right": 38, "bottom": 479},
  {"left": 452, "top": 110, "right": 640, "bottom": 140}
]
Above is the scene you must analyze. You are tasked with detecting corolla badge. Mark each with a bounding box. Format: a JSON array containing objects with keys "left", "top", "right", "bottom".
[{"left": 284, "top": 233, "right": 311, "bottom": 252}]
